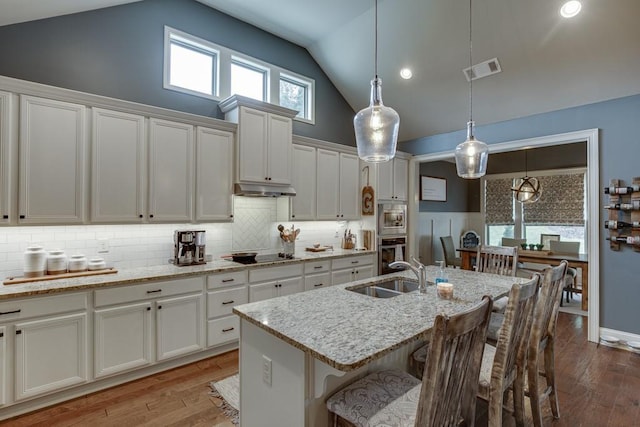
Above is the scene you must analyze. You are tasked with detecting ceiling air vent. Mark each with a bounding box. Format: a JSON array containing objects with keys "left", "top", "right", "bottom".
[{"left": 463, "top": 57, "right": 502, "bottom": 82}]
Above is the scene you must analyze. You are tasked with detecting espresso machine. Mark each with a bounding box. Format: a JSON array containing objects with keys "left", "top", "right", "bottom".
[{"left": 173, "top": 230, "right": 206, "bottom": 266}]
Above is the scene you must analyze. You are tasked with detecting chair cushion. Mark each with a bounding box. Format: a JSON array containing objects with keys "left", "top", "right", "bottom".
[
  {"left": 486, "top": 312, "right": 504, "bottom": 343},
  {"left": 326, "top": 369, "right": 421, "bottom": 427}
]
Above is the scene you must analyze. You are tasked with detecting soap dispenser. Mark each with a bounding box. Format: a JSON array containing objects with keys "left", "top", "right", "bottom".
[{"left": 435, "top": 260, "right": 448, "bottom": 284}]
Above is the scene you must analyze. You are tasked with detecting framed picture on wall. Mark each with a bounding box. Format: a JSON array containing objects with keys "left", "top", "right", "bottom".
[
  {"left": 420, "top": 176, "right": 447, "bottom": 201},
  {"left": 540, "top": 234, "right": 560, "bottom": 250}
]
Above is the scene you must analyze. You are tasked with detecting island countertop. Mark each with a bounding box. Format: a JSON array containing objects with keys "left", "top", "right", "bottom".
[{"left": 233, "top": 266, "right": 529, "bottom": 371}]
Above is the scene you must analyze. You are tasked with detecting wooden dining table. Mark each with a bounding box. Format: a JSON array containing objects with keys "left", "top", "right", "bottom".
[{"left": 457, "top": 247, "right": 589, "bottom": 311}]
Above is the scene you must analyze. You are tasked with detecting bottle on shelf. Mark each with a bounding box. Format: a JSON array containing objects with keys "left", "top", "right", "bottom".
[
  {"left": 606, "top": 236, "right": 640, "bottom": 245},
  {"left": 604, "top": 185, "right": 640, "bottom": 195},
  {"left": 604, "top": 220, "right": 640, "bottom": 229},
  {"left": 604, "top": 201, "right": 640, "bottom": 211}
]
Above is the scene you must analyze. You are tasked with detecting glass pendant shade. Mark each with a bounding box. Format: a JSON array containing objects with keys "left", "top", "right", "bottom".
[
  {"left": 513, "top": 176, "right": 542, "bottom": 203},
  {"left": 454, "top": 121, "right": 489, "bottom": 178},
  {"left": 354, "top": 77, "right": 399, "bottom": 162}
]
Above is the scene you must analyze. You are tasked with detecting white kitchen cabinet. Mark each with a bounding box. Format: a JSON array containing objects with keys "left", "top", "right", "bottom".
[
  {"left": 331, "top": 254, "right": 375, "bottom": 285},
  {"left": 156, "top": 293, "right": 204, "bottom": 361},
  {"left": 14, "top": 313, "right": 88, "bottom": 401},
  {"left": 91, "top": 108, "right": 146, "bottom": 222},
  {"left": 304, "top": 259, "right": 332, "bottom": 291},
  {"left": 0, "top": 326, "right": 5, "bottom": 406},
  {"left": 290, "top": 144, "right": 316, "bottom": 220},
  {"left": 0, "top": 91, "right": 12, "bottom": 225},
  {"left": 94, "top": 302, "right": 153, "bottom": 379},
  {"left": 248, "top": 264, "right": 304, "bottom": 302},
  {"left": 195, "top": 126, "right": 234, "bottom": 221},
  {"left": 0, "top": 293, "right": 89, "bottom": 403},
  {"left": 377, "top": 157, "right": 408, "bottom": 201},
  {"left": 18, "top": 95, "right": 87, "bottom": 224},
  {"left": 206, "top": 270, "right": 248, "bottom": 348},
  {"left": 93, "top": 277, "right": 204, "bottom": 378},
  {"left": 317, "top": 149, "right": 360, "bottom": 220},
  {"left": 236, "top": 106, "right": 292, "bottom": 185},
  {"left": 148, "top": 118, "right": 194, "bottom": 222}
]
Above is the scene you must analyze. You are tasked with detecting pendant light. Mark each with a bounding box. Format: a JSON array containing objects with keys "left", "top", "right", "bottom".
[
  {"left": 454, "top": 0, "right": 489, "bottom": 178},
  {"left": 354, "top": 0, "right": 400, "bottom": 163},
  {"left": 512, "top": 150, "right": 541, "bottom": 203}
]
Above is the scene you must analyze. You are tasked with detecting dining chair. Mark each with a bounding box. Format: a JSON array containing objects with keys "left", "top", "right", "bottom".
[
  {"left": 440, "top": 235, "right": 462, "bottom": 268},
  {"left": 326, "top": 296, "right": 493, "bottom": 427},
  {"left": 549, "top": 241, "right": 580, "bottom": 304},
  {"left": 475, "top": 245, "right": 518, "bottom": 277},
  {"left": 526, "top": 260, "right": 568, "bottom": 426},
  {"left": 476, "top": 274, "right": 540, "bottom": 427}
]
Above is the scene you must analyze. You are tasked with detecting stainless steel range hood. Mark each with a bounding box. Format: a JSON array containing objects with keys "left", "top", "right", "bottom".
[{"left": 233, "top": 183, "right": 296, "bottom": 197}]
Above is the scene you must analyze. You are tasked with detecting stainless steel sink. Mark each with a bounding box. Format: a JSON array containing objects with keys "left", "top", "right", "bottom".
[{"left": 347, "top": 279, "right": 419, "bottom": 298}]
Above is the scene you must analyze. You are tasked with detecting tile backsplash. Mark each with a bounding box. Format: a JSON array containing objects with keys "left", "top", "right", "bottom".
[{"left": 0, "top": 197, "right": 365, "bottom": 280}]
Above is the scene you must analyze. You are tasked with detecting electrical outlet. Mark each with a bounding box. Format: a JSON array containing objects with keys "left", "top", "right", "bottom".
[
  {"left": 97, "top": 239, "right": 109, "bottom": 253},
  {"left": 262, "top": 355, "right": 272, "bottom": 386}
]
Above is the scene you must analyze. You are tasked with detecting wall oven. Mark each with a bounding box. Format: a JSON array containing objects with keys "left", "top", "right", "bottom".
[
  {"left": 378, "top": 203, "right": 407, "bottom": 236},
  {"left": 378, "top": 236, "right": 407, "bottom": 275}
]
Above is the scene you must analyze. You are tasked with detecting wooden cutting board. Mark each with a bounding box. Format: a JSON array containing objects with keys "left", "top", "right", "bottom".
[
  {"left": 305, "top": 246, "right": 331, "bottom": 252},
  {"left": 3, "top": 268, "right": 118, "bottom": 285}
]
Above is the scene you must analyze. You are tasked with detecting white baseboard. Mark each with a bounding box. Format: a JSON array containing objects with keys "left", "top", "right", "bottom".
[{"left": 598, "top": 327, "right": 640, "bottom": 352}]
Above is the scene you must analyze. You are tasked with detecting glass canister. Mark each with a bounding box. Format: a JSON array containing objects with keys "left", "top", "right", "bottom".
[
  {"left": 24, "top": 245, "right": 47, "bottom": 278},
  {"left": 68, "top": 254, "right": 88, "bottom": 272},
  {"left": 47, "top": 249, "right": 68, "bottom": 275}
]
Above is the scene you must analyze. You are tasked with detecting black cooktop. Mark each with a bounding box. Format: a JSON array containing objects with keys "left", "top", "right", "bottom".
[{"left": 230, "top": 253, "right": 297, "bottom": 265}]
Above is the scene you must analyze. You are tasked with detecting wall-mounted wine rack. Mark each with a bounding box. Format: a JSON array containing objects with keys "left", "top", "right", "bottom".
[{"left": 605, "top": 177, "right": 640, "bottom": 251}]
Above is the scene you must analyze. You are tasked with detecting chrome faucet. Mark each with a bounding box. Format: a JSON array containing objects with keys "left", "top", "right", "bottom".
[{"left": 389, "top": 257, "right": 427, "bottom": 294}]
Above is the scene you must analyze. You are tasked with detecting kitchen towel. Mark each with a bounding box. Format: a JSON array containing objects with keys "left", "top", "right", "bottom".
[{"left": 394, "top": 244, "right": 404, "bottom": 261}]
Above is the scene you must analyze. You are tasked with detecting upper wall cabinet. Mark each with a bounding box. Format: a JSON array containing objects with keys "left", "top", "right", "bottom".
[
  {"left": 19, "top": 96, "right": 87, "bottom": 224},
  {"left": 148, "top": 118, "right": 194, "bottom": 223},
  {"left": 195, "top": 126, "right": 234, "bottom": 221},
  {"left": 316, "top": 150, "right": 360, "bottom": 220},
  {"left": 91, "top": 108, "right": 146, "bottom": 223},
  {"left": 219, "top": 95, "right": 297, "bottom": 186},
  {"left": 377, "top": 157, "right": 408, "bottom": 202},
  {"left": 0, "top": 91, "right": 12, "bottom": 225},
  {"left": 290, "top": 144, "right": 316, "bottom": 220}
]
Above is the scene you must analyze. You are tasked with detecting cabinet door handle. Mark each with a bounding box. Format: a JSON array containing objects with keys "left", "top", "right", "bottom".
[
  {"left": 2, "top": 215, "right": 7, "bottom": 219},
  {"left": 149, "top": 214, "right": 154, "bottom": 218},
  {"left": 15, "top": 330, "right": 21, "bottom": 335},
  {"left": 146, "top": 289, "right": 162, "bottom": 294},
  {"left": 158, "top": 305, "right": 162, "bottom": 309},
  {"left": 139, "top": 214, "right": 143, "bottom": 218},
  {"left": 0, "top": 309, "right": 21, "bottom": 316},
  {"left": 147, "top": 307, "right": 151, "bottom": 311},
  {"left": 314, "top": 283, "right": 324, "bottom": 287},
  {"left": 19, "top": 215, "right": 25, "bottom": 219},
  {"left": 0, "top": 332, "right": 3, "bottom": 338},
  {"left": 222, "top": 327, "right": 235, "bottom": 333},
  {"left": 222, "top": 300, "right": 235, "bottom": 305},
  {"left": 221, "top": 278, "right": 235, "bottom": 283}
]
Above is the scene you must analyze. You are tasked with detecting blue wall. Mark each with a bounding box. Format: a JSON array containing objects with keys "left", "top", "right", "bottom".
[
  {"left": 401, "top": 94, "right": 640, "bottom": 335},
  {"left": 0, "top": 0, "right": 356, "bottom": 145}
]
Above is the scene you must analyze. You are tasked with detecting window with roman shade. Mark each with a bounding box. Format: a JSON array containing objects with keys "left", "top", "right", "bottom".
[
  {"left": 523, "top": 173, "right": 585, "bottom": 225},
  {"left": 485, "top": 178, "right": 515, "bottom": 225}
]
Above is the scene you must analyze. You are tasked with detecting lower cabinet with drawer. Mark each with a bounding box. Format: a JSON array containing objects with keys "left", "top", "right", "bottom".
[
  {"left": 206, "top": 270, "right": 248, "bottom": 347},
  {"left": 0, "top": 292, "right": 89, "bottom": 404},
  {"left": 248, "top": 263, "right": 304, "bottom": 302},
  {"left": 304, "top": 259, "right": 331, "bottom": 291},
  {"left": 331, "top": 254, "right": 375, "bottom": 285},
  {"left": 93, "top": 276, "right": 205, "bottom": 379}
]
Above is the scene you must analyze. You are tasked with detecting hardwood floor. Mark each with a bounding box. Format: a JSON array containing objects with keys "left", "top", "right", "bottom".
[{"left": 5, "top": 313, "right": 640, "bottom": 426}]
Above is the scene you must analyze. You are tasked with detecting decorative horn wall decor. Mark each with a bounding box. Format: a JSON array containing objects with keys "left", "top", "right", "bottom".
[{"left": 361, "top": 166, "right": 375, "bottom": 215}]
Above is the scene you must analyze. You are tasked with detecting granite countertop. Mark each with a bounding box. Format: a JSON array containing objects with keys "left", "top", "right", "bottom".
[
  {"left": 233, "top": 266, "right": 530, "bottom": 371},
  {"left": 0, "top": 248, "right": 375, "bottom": 300}
]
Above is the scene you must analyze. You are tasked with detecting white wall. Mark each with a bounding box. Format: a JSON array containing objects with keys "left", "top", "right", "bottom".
[
  {"left": 0, "top": 197, "right": 364, "bottom": 280},
  {"left": 416, "top": 212, "right": 483, "bottom": 265}
]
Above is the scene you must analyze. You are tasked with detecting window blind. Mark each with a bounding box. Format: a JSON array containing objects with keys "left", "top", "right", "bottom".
[
  {"left": 485, "top": 178, "right": 514, "bottom": 225},
  {"left": 523, "top": 173, "right": 585, "bottom": 225}
]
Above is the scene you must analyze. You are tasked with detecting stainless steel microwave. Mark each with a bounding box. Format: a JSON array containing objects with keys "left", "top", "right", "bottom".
[{"left": 378, "top": 203, "right": 407, "bottom": 236}]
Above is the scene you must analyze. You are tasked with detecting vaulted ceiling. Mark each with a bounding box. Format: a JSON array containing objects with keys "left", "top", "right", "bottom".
[{"left": 2, "top": 0, "right": 639, "bottom": 142}]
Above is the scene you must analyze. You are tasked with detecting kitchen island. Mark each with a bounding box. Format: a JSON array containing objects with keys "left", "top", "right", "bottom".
[{"left": 233, "top": 266, "right": 529, "bottom": 427}]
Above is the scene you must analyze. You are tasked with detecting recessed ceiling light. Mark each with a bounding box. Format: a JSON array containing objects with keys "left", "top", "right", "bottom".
[
  {"left": 400, "top": 68, "right": 412, "bottom": 79},
  {"left": 560, "top": 1, "right": 582, "bottom": 18}
]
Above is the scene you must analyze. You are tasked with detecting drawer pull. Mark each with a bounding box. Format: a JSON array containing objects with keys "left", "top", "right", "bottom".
[
  {"left": 146, "top": 289, "right": 162, "bottom": 294},
  {"left": 222, "top": 327, "right": 235, "bottom": 333},
  {"left": 314, "top": 283, "right": 324, "bottom": 287},
  {"left": 222, "top": 300, "right": 235, "bottom": 305},
  {"left": 313, "top": 266, "right": 323, "bottom": 269},
  {"left": 351, "top": 261, "right": 359, "bottom": 264},
  {"left": 221, "top": 278, "right": 235, "bottom": 283},
  {"left": 0, "top": 309, "right": 21, "bottom": 316},
  {"left": 15, "top": 330, "right": 21, "bottom": 335}
]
